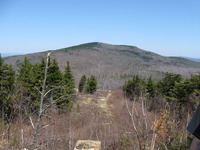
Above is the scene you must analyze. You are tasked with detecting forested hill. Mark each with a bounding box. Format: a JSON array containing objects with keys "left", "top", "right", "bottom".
[{"left": 4, "top": 42, "right": 200, "bottom": 89}]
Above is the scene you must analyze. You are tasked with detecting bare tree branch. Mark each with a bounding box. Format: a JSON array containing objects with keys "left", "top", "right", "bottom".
[
  {"left": 29, "top": 116, "right": 35, "bottom": 129},
  {"left": 32, "top": 52, "right": 50, "bottom": 147}
]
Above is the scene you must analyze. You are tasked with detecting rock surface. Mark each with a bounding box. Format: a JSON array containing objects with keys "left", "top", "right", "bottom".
[{"left": 74, "top": 140, "right": 101, "bottom": 150}]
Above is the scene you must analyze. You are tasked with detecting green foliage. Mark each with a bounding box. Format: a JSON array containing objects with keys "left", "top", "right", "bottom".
[
  {"left": 85, "top": 75, "right": 97, "bottom": 94},
  {"left": 55, "top": 61, "right": 75, "bottom": 108},
  {"left": 190, "top": 73, "right": 200, "bottom": 91},
  {"left": 123, "top": 75, "right": 146, "bottom": 100},
  {"left": 123, "top": 72, "right": 200, "bottom": 105},
  {"left": 33, "top": 57, "right": 46, "bottom": 86},
  {"left": 63, "top": 61, "right": 75, "bottom": 95},
  {"left": 146, "top": 75, "right": 156, "bottom": 98},
  {"left": 17, "top": 57, "right": 34, "bottom": 91},
  {"left": 172, "top": 79, "right": 191, "bottom": 103},
  {"left": 123, "top": 72, "right": 200, "bottom": 118},
  {"left": 47, "top": 59, "right": 63, "bottom": 100},
  {"left": 47, "top": 59, "right": 63, "bottom": 86},
  {"left": 0, "top": 55, "right": 78, "bottom": 131},
  {"left": 158, "top": 72, "right": 182, "bottom": 98},
  {"left": 17, "top": 57, "right": 39, "bottom": 110},
  {"left": 78, "top": 75, "right": 87, "bottom": 92},
  {"left": 0, "top": 54, "right": 15, "bottom": 120},
  {"left": 156, "top": 72, "right": 200, "bottom": 105},
  {"left": 17, "top": 57, "right": 75, "bottom": 111}
]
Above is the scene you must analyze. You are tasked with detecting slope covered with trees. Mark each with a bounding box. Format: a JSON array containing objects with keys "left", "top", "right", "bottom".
[{"left": 5, "top": 42, "right": 200, "bottom": 89}]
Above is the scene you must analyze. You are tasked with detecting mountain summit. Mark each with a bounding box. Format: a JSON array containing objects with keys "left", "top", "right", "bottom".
[{"left": 4, "top": 42, "right": 200, "bottom": 89}]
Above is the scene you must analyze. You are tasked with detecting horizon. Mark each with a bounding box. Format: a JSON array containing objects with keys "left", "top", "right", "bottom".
[
  {"left": 0, "top": 0, "right": 200, "bottom": 58},
  {"left": 1, "top": 42, "right": 200, "bottom": 59}
]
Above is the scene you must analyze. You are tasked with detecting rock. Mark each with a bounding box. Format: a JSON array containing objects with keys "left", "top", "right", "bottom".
[{"left": 74, "top": 140, "right": 101, "bottom": 150}]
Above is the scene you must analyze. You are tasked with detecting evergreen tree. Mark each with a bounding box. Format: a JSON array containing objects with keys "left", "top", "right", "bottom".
[
  {"left": 146, "top": 75, "right": 156, "bottom": 98},
  {"left": 33, "top": 57, "right": 46, "bottom": 86},
  {"left": 63, "top": 61, "right": 75, "bottom": 95},
  {"left": 158, "top": 73, "right": 182, "bottom": 98},
  {"left": 0, "top": 54, "right": 15, "bottom": 120},
  {"left": 47, "top": 58, "right": 63, "bottom": 100},
  {"left": 190, "top": 73, "right": 200, "bottom": 94},
  {"left": 47, "top": 59, "right": 63, "bottom": 87},
  {"left": 123, "top": 79, "right": 135, "bottom": 98},
  {"left": 30, "top": 57, "right": 47, "bottom": 107},
  {"left": 85, "top": 75, "right": 97, "bottom": 94},
  {"left": 32, "top": 58, "right": 64, "bottom": 106},
  {"left": 123, "top": 75, "right": 146, "bottom": 100},
  {"left": 17, "top": 57, "right": 34, "bottom": 90},
  {"left": 57, "top": 61, "right": 75, "bottom": 107},
  {"left": 172, "top": 79, "right": 191, "bottom": 102},
  {"left": 132, "top": 75, "right": 146, "bottom": 97},
  {"left": 78, "top": 75, "right": 86, "bottom": 92},
  {"left": 17, "top": 57, "right": 39, "bottom": 109}
]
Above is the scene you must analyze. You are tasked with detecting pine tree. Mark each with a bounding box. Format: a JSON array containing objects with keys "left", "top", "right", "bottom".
[
  {"left": 190, "top": 73, "right": 200, "bottom": 93},
  {"left": 123, "top": 75, "right": 146, "bottom": 100},
  {"left": 0, "top": 54, "right": 15, "bottom": 120},
  {"left": 78, "top": 75, "right": 86, "bottom": 92},
  {"left": 132, "top": 75, "right": 146, "bottom": 97},
  {"left": 33, "top": 57, "right": 46, "bottom": 87},
  {"left": 47, "top": 58, "right": 63, "bottom": 100},
  {"left": 158, "top": 73, "right": 182, "bottom": 98},
  {"left": 17, "top": 57, "right": 38, "bottom": 110},
  {"left": 32, "top": 57, "right": 64, "bottom": 106},
  {"left": 47, "top": 59, "right": 63, "bottom": 87},
  {"left": 63, "top": 61, "right": 75, "bottom": 95},
  {"left": 85, "top": 75, "right": 97, "bottom": 94},
  {"left": 146, "top": 75, "right": 156, "bottom": 98},
  {"left": 17, "top": 57, "right": 34, "bottom": 90},
  {"left": 173, "top": 80, "right": 191, "bottom": 102},
  {"left": 57, "top": 61, "right": 75, "bottom": 107}
]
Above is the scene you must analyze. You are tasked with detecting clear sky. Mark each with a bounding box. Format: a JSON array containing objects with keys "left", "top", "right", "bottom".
[{"left": 0, "top": 0, "right": 200, "bottom": 57}]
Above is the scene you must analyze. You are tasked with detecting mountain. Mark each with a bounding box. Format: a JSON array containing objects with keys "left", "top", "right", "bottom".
[
  {"left": 1, "top": 53, "right": 24, "bottom": 58},
  {"left": 4, "top": 42, "right": 200, "bottom": 89},
  {"left": 182, "top": 57, "right": 200, "bottom": 63}
]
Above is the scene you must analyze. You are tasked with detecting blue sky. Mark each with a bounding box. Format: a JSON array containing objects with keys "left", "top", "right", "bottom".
[{"left": 0, "top": 0, "right": 200, "bottom": 57}]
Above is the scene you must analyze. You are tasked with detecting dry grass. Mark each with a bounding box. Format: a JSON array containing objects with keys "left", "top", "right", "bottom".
[{"left": 0, "top": 90, "right": 191, "bottom": 150}]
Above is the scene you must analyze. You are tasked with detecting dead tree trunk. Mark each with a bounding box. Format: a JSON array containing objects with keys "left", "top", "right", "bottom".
[{"left": 32, "top": 53, "right": 50, "bottom": 147}]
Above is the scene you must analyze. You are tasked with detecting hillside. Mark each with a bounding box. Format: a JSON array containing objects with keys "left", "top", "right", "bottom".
[
  {"left": 183, "top": 57, "right": 200, "bottom": 63},
  {"left": 4, "top": 42, "right": 200, "bottom": 89}
]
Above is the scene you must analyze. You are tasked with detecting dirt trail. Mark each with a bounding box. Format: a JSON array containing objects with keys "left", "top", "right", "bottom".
[
  {"left": 98, "top": 91, "right": 112, "bottom": 116},
  {"left": 77, "top": 90, "right": 113, "bottom": 116}
]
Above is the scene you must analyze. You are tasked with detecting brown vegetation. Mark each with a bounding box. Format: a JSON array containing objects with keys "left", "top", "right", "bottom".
[{"left": 0, "top": 90, "right": 192, "bottom": 150}]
